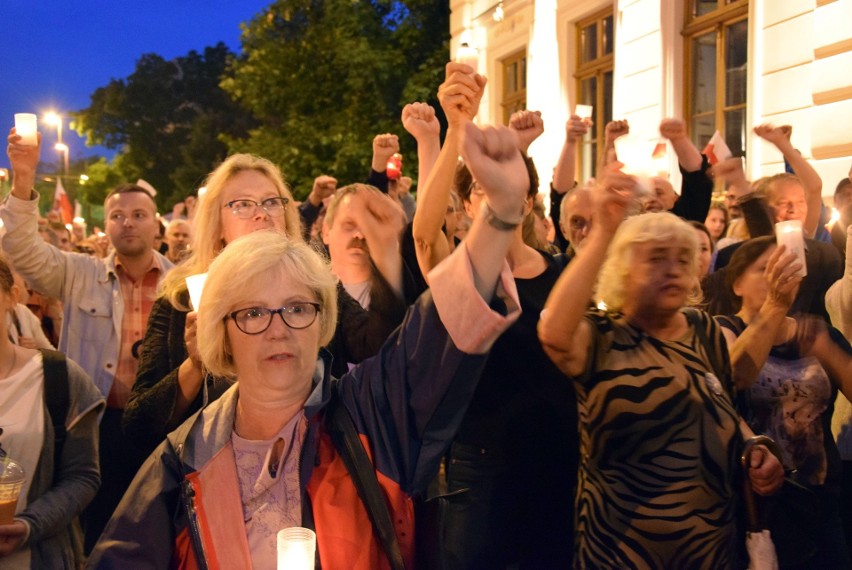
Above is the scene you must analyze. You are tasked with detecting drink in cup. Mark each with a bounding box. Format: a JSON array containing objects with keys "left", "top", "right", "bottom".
[{"left": 0, "top": 459, "right": 25, "bottom": 525}]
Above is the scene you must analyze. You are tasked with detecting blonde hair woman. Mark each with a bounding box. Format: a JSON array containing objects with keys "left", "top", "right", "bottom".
[
  {"left": 89, "top": 122, "right": 525, "bottom": 569},
  {"left": 538, "top": 164, "right": 785, "bottom": 568},
  {"left": 123, "top": 153, "right": 301, "bottom": 453}
]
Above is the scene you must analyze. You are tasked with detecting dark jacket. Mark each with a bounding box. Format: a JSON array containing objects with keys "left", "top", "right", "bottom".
[
  {"left": 124, "top": 274, "right": 409, "bottom": 455},
  {"left": 89, "top": 271, "right": 519, "bottom": 569}
]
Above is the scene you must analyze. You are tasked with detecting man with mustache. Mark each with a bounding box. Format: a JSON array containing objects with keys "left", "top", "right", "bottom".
[
  {"left": 321, "top": 184, "right": 406, "bottom": 310},
  {"left": 3, "top": 129, "right": 173, "bottom": 551}
]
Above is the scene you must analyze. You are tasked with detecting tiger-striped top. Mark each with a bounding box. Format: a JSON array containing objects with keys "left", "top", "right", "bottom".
[{"left": 573, "top": 308, "right": 741, "bottom": 569}]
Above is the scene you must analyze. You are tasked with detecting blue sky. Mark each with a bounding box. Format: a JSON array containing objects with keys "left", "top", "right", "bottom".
[{"left": 0, "top": 0, "right": 272, "bottom": 171}]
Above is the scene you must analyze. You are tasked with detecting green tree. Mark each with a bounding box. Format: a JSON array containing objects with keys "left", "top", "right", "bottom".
[
  {"left": 222, "top": 0, "right": 449, "bottom": 198},
  {"left": 73, "top": 43, "right": 255, "bottom": 209}
]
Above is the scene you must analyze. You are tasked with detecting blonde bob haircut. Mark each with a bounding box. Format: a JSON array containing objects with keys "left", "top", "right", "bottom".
[
  {"left": 160, "top": 153, "right": 303, "bottom": 310},
  {"left": 197, "top": 230, "right": 338, "bottom": 380},
  {"left": 596, "top": 212, "right": 701, "bottom": 312}
]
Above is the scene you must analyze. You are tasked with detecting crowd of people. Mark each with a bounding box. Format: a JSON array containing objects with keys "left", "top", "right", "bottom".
[{"left": 1, "top": 58, "right": 851, "bottom": 569}]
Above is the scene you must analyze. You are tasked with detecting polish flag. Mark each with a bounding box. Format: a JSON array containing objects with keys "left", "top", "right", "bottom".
[
  {"left": 53, "top": 178, "right": 73, "bottom": 224},
  {"left": 702, "top": 130, "right": 733, "bottom": 165}
]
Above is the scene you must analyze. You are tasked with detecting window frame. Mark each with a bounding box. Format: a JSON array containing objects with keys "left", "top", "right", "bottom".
[
  {"left": 501, "top": 50, "right": 527, "bottom": 125},
  {"left": 683, "top": 0, "right": 749, "bottom": 152},
  {"left": 574, "top": 6, "right": 615, "bottom": 181}
]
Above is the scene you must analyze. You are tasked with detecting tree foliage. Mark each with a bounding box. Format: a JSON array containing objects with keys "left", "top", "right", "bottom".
[
  {"left": 73, "top": 2, "right": 449, "bottom": 206},
  {"left": 72, "top": 43, "right": 255, "bottom": 208},
  {"left": 221, "top": 0, "right": 449, "bottom": 197}
]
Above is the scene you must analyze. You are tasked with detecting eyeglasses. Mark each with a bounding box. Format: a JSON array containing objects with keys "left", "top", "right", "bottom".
[
  {"left": 224, "top": 197, "right": 290, "bottom": 219},
  {"left": 569, "top": 216, "right": 590, "bottom": 232},
  {"left": 228, "top": 302, "right": 320, "bottom": 335}
]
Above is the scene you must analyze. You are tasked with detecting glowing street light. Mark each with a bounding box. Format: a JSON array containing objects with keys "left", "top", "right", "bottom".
[
  {"left": 55, "top": 142, "right": 70, "bottom": 176},
  {"left": 43, "top": 111, "right": 63, "bottom": 144}
]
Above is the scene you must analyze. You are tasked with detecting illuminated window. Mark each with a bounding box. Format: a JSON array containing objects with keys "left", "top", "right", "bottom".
[
  {"left": 501, "top": 51, "right": 527, "bottom": 125},
  {"left": 684, "top": 0, "right": 749, "bottom": 156},
  {"left": 575, "top": 7, "right": 614, "bottom": 181}
]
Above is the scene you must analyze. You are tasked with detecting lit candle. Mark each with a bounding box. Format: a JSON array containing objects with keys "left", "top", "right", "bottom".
[
  {"left": 14, "top": 114, "right": 38, "bottom": 146},
  {"left": 185, "top": 273, "right": 208, "bottom": 311},
  {"left": 277, "top": 527, "right": 316, "bottom": 570},
  {"left": 455, "top": 43, "right": 478, "bottom": 73},
  {"left": 574, "top": 105, "right": 593, "bottom": 121},
  {"left": 774, "top": 220, "right": 808, "bottom": 278},
  {"left": 613, "top": 136, "right": 656, "bottom": 196}
]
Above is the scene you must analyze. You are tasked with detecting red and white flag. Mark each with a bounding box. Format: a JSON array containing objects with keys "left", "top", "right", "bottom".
[
  {"left": 702, "top": 130, "right": 733, "bottom": 166},
  {"left": 53, "top": 178, "right": 73, "bottom": 224}
]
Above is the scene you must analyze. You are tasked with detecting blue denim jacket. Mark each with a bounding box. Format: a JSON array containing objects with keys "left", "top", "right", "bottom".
[{"left": 1, "top": 191, "right": 173, "bottom": 398}]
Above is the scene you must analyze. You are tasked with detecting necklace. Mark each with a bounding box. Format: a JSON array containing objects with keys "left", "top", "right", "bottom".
[{"left": 0, "top": 347, "right": 18, "bottom": 379}]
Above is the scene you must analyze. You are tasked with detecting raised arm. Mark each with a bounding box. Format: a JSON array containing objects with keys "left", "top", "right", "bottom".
[
  {"left": 553, "top": 115, "right": 590, "bottom": 194},
  {"left": 348, "top": 187, "right": 406, "bottom": 296},
  {"left": 754, "top": 124, "right": 822, "bottom": 238},
  {"left": 368, "top": 133, "right": 400, "bottom": 193},
  {"left": 1, "top": 128, "right": 69, "bottom": 299},
  {"left": 411, "top": 62, "right": 486, "bottom": 280},
  {"left": 597, "top": 120, "right": 629, "bottom": 176},
  {"left": 538, "top": 163, "right": 634, "bottom": 376},
  {"left": 508, "top": 110, "right": 544, "bottom": 155},
  {"left": 401, "top": 102, "right": 441, "bottom": 195},
  {"left": 659, "top": 118, "right": 703, "bottom": 173},
  {"left": 720, "top": 246, "right": 801, "bottom": 390}
]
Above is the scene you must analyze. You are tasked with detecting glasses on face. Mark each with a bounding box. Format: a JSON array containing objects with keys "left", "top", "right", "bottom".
[
  {"left": 224, "top": 197, "right": 290, "bottom": 219},
  {"left": 569, "top": 216, "right": 590, "bottom": 232},
  {"left": 228, "top": 302, "right": 320, "bottom": 335}
]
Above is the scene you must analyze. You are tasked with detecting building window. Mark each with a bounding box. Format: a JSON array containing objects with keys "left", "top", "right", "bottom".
[
  {"left": 684, "top": 0, "right": 748, "bottom": 156},
  {"left": 575, "top": 7, "right": 614, "bottom": 181},
  {"left": 501, "top": 51, "right": 527, "bottom": 125}
]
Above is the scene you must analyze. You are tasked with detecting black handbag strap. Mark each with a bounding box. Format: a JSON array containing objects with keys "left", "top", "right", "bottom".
[{"left": 326, "top": 384, "right": 405, "bottom": 570}]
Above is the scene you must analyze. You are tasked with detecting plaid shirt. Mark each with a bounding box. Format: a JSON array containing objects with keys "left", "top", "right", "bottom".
[{"left": 107, "top": 255, "right": 164, "bottom": 409}]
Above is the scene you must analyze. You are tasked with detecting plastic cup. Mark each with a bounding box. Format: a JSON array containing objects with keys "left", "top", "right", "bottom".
[
  {"left": 775, "top": 220, "right": 808, "bottom": 278},
  {"left": 14, "top": 114, "right": 38, "bottom": 146},
  {"left": 277, "top": 527, "right": 316, "bottom": 570},
  {"left": 0, "top": 459, "right": 25, "bottom": 524}
]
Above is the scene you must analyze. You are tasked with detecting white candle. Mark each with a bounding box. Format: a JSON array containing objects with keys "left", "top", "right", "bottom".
[
  {"left": 775, "top": 220, "right": 808, "bottom": 278},
  {"left": 455, "top": 43, "right": 478, "bottom": 73},
  {"left": 574, "top": 104, "right": 593, "bottom": 121},
  {"left": 185, "top": 273, "right": 208, "bottom": 311},
  {"left": 14, "top": 114, "right": 38, "bottom": 146},
  {"left": 277, "top": 527, "right": 316, "bottom": 570},
  {"left": 613, "top": 136, "right": 656, "bottom": 197}
]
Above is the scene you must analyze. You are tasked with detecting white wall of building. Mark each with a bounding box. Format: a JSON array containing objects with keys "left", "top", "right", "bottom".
[{"left": 449, "top": 0, "right": 852, "bottom": 199}]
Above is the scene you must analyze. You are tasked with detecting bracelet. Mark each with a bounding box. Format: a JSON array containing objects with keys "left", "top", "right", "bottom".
[{"left": 482, "top": 202, "right": 523, "bottom": 232}]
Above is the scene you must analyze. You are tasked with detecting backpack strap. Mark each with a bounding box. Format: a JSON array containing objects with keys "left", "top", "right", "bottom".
[
  {"left": 325, "top": 381, "right": 405, "bottom": 570},
  {"left": 39, "top": 348, "right": 69, "bottom": 477}
]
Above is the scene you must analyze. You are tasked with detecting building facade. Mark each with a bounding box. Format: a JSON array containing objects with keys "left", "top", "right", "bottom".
[{"left": 450, "top": 0, "right": 852, "bottom": 200}]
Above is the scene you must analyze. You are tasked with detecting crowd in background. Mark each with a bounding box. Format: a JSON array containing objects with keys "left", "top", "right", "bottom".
[{"left": 1, "top": 58, "right": 852, "bottom": 569}]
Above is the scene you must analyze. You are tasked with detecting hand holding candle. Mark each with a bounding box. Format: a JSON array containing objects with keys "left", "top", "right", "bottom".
[{"left": 185, "top": 274, "right": 208, "bottom": 311}]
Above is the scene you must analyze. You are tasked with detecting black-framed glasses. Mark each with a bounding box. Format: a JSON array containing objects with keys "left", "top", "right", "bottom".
[
  {"left": 228, "top": 303, "right": 320, "bottom": 335},
  {"left": 224, "top": 197, "right": 290, "bottom": 219}
]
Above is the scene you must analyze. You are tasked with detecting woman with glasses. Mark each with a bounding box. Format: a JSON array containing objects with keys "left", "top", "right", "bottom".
[
  {"left": 88, "top": 123, "right": 523, "bottom": 569},
  {"left": 123, "top": 154, "right": 408, "bottom": 457},
  {"left": 122, "top": 154, "right": 301, "bottom": 457}
]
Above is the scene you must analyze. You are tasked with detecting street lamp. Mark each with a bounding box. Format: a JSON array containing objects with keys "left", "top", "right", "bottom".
[
  {"left": 55, "top": 143, "right": 69, "bottom": 176},
  {"left": 43, "top": 111, "right": 63, "bottom": 145}
]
